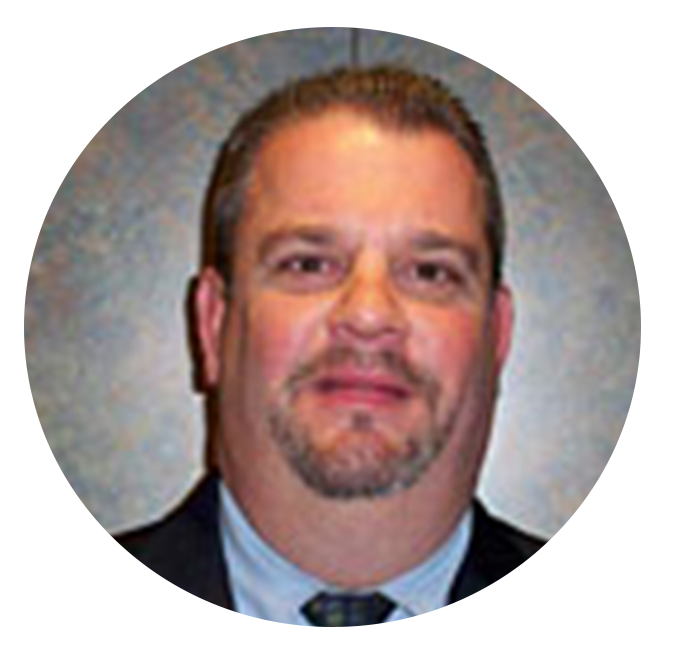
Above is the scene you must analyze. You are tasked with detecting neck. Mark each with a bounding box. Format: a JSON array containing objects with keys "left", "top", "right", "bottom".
[{"left": 216, "top": 438, "right": 478, "bottom": 588}]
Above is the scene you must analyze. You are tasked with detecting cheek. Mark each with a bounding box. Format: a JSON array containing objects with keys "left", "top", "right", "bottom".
[
  {"left": 412, "top": 311, "right": 487, "bottom": 382},
  {"left": 245, "top": 296, "right": 328, "bottom": 386}
]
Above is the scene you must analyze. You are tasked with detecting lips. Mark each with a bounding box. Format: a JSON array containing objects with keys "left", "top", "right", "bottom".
[{"left": 312, "top": 372, "right": 412, "bottom": 405}]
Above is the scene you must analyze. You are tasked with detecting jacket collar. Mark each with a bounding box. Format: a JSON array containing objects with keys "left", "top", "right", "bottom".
[
  {"left": 107, "top": 475, "right": 569, "bottom": 628},
  {"left": 446, "top": 502, "right": 570, "bottom": 628},
  {"left": 108, "top": 476, "right": 237, "bottom": 628}
]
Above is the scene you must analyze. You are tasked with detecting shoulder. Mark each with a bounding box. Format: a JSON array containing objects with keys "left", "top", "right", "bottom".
[
  {"left": 493, "top": 520, "right": 641, "bottom": 627},
  {"left": 23, "top": 476, "right": 218, "bottom": 627},
  {"left": 23, "top": 527, "right": 153, "bottom": 627}
]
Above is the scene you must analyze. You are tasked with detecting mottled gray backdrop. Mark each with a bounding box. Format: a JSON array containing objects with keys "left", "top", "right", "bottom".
[{"left": 25, "top": 28, "right": 640, "bottom": 538}]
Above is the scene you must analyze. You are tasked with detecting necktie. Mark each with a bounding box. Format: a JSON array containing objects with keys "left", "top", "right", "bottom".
[{"left": 301, "top": 591, "right": 396, "bottom": 626}]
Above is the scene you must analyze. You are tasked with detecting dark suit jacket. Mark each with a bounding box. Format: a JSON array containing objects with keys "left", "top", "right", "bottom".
[{"left": 23, "top": 477, "right": 641, "bottom": 628}]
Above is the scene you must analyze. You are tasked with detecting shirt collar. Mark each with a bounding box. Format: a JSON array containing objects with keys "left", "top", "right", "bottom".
[
  {"left": 218, "top": 481, "right": 472, "bottom": 624},
  {"left": 379, "top": 508, "right": 472, "bottom": 617}
]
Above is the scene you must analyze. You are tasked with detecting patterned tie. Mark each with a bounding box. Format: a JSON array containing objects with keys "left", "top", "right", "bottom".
[{"left": 301, "top": 591, "right": 396, "bottom": 627}]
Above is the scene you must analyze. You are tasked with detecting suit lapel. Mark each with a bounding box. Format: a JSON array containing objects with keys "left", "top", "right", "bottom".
[
  {"left": 106, "top": 476, "right": 238, "bottom": 628},
  {"left": 101, "top": 476, "right": 569, "bottom": 628},
  {"left": 446, "top": 504, "right": 570, "bottom": 628}
]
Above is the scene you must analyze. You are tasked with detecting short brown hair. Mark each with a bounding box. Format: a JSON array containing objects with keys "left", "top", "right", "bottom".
[{"left": 204, "top": 65, "right": 506, "bottom": 288}]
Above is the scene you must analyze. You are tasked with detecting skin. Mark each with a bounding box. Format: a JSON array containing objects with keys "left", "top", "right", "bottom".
[{"left": 195, "top": 108, "right": 513, "bottom": 587}]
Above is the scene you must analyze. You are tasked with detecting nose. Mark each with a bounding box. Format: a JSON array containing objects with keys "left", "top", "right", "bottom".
[{"left": 328, "top": 257, "right": 409, "bottom": 349}]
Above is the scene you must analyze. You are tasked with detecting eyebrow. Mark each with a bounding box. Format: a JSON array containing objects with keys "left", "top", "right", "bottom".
[
  {"left": 408, "top": 231, "right": 482, "bottom": 274},
  {"left": 256, "top": 225, "right": 482, "bottom": 274},
  {"left": 257, "top": 225, "right": 340, "bottom": 262}
]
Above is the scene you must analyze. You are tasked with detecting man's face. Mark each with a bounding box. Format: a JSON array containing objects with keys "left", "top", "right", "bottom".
[{"left": 198, "top": 109, "right": 512, "bottom": 500}]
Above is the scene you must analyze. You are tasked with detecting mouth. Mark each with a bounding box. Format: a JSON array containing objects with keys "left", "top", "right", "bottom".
[{"left": 312, "top": 372, "right": 413, "bottom": 407}]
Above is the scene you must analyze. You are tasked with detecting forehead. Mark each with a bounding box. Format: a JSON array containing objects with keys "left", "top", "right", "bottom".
[{"left": 240, "top": 109, "right": 486, "bottom": 246}]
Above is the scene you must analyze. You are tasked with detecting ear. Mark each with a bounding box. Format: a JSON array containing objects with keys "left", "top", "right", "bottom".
[
  {"left": 491, "top": 284, "right": 514, "bottom": 372},
  {"left": 194, "top": 267, "right": 228, "bottom": 388}
]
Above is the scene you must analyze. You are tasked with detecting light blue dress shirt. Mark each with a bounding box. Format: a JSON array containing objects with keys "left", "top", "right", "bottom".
[{"left": 218, "top": 482, "right": 473, "bottom": 625}]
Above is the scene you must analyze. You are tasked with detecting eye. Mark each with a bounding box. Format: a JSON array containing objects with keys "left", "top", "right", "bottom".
[
  {"left": 414, "top": 262, "right": 464, "bottom": 287},
  {"left": 269, "top": 253, "right": 343, "bottom": 292},
  {"left": 278, "top": 255, "right": 333, "bottom": 275}
]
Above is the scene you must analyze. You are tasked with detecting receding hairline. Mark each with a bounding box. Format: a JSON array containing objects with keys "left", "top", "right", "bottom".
[
  {"left": 237, "top": 104, "right": 491, "bottom": 242},
  {"left": 204, "top": 66, "right": 506, "bottom": 288}
]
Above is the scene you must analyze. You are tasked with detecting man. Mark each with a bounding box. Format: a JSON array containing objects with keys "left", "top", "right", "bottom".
[{"left": 117, "top": 66, "right": 544, "bottom": 625}]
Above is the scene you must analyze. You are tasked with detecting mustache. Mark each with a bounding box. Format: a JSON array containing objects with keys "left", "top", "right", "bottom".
[{"left": 285, "top": 346, "right": 440, "bottom": 406}]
